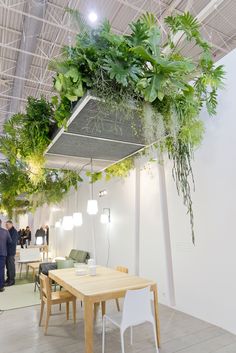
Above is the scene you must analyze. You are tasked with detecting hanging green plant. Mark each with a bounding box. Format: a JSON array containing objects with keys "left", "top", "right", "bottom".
[
  {"left": 0, "top": 97, "right": 83, "bottom": 217},
  {"left": 50, "top": 11, "right": 224, "bottom": 243},
  {"left": 0, "top": 11, "right": 224, "bottom": 242}
]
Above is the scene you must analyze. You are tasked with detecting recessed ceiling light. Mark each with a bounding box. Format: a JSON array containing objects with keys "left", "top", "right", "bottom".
[{"left": 88, "top": 11, "right": 98, "bottom": 23}]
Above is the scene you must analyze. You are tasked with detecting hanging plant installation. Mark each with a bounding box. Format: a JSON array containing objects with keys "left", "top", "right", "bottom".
[
  {"left": 50, "top": 11, "right": 224, "bottom": 243},
  {"left": 0, "top": 11, "right": 224, "bottom": 242}
]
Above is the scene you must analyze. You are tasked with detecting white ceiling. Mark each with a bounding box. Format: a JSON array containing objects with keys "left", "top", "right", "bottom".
[{"left": 0, "top": 0, "right": 235, "bottom": 131}]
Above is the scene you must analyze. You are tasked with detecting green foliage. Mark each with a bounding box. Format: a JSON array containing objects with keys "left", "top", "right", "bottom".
[
  {"left": 0, "top": 98, "right": 83, "bottom": 217},
  {"left": 0, "top": 11, "right": 224, "bottom": 242},
  {"left": 49, "top": 10, "right": 224, "bottom": 243},
  {"left": 105, "top": 158, "right": 135, "bottom": 181}
]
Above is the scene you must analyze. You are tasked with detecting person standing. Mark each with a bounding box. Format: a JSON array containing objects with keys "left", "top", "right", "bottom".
[
  {"left": 45, "top": 225, "right": 49, "bottom": 245},
  {"left": 25, "top": 226, "right": 31, "bottom": 246},
  {"left": 0, "top": 219, "right": 11, "bottom": 292},
  {"left": 5, "top": 220, "right": 18, "bottom": 286},
  {"left": 35, "top": 226, "right": 45, "bottom": 245}
]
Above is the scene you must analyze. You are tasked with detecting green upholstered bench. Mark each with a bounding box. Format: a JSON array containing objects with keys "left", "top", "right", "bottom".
[{"left": 66, "top": 249, "right": 90, "bottom": 264}]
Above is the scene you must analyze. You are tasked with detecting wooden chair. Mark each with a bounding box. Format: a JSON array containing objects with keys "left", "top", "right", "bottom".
[
  {"left": 39, "top": 273, "right": 76, "bottom": 334},
  {"left": 115, "top": 266, "right": 128, "bottom": 311}
]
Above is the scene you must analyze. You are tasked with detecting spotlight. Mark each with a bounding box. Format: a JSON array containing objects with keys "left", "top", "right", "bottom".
[{"left": 88, "top": 11, "right": 98, "bottom": 23}]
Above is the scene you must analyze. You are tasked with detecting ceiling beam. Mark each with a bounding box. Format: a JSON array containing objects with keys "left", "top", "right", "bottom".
[
  {"left": 1, "top": 72, "right": 52, "bottom": 88},
  {"left": 164, "top": 0, "right": 225, "bottom": 54},
  {"left": 8, "top": 0, "right": 48, "bottom": 118},
  {"left": 0, "top": 42, "right": 51, "bottom": 60},
  {"left": 0, "top": 93, "right": 27, "bottom": 102},
  {"left": 0, "top": 0, "right": 78, "bottom": 35},
  {"left": 0, "top": 24, "right": 65, "bottom": 50},
  {"left": 159, "top": 0, "right": 183, "bottom": 20},
  {"left": 0, "top": 56, "right": 54, "bottom": 72}
]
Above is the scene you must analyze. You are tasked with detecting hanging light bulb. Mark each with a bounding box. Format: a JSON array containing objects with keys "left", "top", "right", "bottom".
[
  {"left": 55, "top": 220, "right": 61, "bottom": 228},
  {"left": 87, "top": 158, "right": 98, "bottom": 215},
  {"left": 62, "top": 216, "right": 73, "bottom": 230},
  {"left": 87, "top": 200, "right": 98, "bottom": 215},
  {"left": 100, "top": 213, "right": 109, "bottom": 224},
  {"left": 100, "top": 208, "right": 110, "bottom": 224},
  {"left": 73, "top": 212, "right": 83, "bottom": 226}
]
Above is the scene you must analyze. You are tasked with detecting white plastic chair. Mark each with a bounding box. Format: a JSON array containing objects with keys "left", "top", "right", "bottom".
[
  {"left": 18, "top": 248, "right": 41, "bottom": 278},
  {"left": 102, "top": 286, "right": 159, "bottom": 353}
]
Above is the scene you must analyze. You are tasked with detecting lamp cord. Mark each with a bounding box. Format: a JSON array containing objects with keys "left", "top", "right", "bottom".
[
  {"left": 106, "top": 225, "right": 110, "bottom": 267},
  {"left": 90, "top": 157, "right": 94, "bottom": 199}
]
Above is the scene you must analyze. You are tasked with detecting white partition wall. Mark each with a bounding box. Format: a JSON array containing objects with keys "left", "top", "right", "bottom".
[{"left": 164, "top": 47, "right": 236, "bottom": 334}]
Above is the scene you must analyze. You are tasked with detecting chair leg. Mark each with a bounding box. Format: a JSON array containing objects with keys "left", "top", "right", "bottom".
[
  {"left": 59, "top": 304, "right": 61, "bottom": 311},
  {"left": 120, "top": 330, "right": 125, "bottom": 353},
  {"left": 152, "top": 322, "right": 159, "bottom": 353},
  {"left": 72, "top": 299, "right": 76, "bottom": 324},
  {"left": 44, "top": 304, "right": 51, "bottom": 335},
  {"left": 130, "top": 326, "right": 133, "bottom": 345},
  {"left": 39, "top": 301, "right": 44, "bottom": 326},
  {"left": 66, "top": 302, "right": 69, "bottom": 320},
  {"left": 102, "top": 316, "right": 106, "bottom": 353},
  {"left": 115, "top": 298, "right": 120, "bottom": 312}
]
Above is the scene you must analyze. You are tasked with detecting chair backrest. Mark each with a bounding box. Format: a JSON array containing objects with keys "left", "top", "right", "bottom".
[
  {"left": 56, "top": 259, "right": 74, "bottom": 269},
  {"left": 121, "top": 286, "right": 153, "bottom": 332},
  {"left": 20, "top": 248, "right": 41, "bottom": 262},
  {"left": 116, "top": 266, "right": 128, "bottom": 274},
  {"left": 39, "top": 262, "right": 57, "bottom": 276},
  {"left": 40, "top": 273, "right": 51, "bottom": 301}
]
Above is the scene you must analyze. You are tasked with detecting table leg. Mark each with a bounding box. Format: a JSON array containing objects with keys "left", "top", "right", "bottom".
[
  {"left": 26, "top": 264, "right": 29, "bottom": 278},
  {"left": 101, "top": 301, "right": 106, "bottom": 316},
  {"left": 84, "top": 299, "right": 94, "bottom": 353},
  {"left": 19, "top": 263, "right": 22, "bottom": 279},
  {"left": 153, "top": 285, "right": 161, "bottom": 348}
]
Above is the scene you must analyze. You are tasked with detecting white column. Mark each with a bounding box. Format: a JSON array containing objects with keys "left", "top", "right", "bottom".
[
  {"left": 158, "top": 158, "right": 176, "bottom": 306},
  {"left": 134, "top": 159, "right": 140, "bottom": 275}
]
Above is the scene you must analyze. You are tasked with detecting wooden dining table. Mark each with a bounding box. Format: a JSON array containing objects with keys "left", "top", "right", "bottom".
[{"left": 49, "top": 266, "right": 160, "bottom": 353}]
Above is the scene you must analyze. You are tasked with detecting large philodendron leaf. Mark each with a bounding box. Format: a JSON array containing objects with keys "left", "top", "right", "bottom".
[
  {"left": 64, "top": 66, "right": 80, "bottom": 82},
  {"left": 54, "top": 74, "right": 63, "bottom": 92},
  {"left": 129, "top": 20, "right": 149, "bottom": 47},
  {"left": 143, "top": 73, "right": 164, "bottom": 102},
  {"left": 158, "top": 58, "right": 195, "bottom": 74},
  {"left": 131, "top": 46, "right": 157, "bottom": 65},
  {"left": 102, "top": 57, "right": 142, "bottom": 86}
]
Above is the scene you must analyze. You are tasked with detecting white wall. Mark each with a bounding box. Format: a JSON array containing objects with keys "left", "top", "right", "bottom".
[
  {"left": 164, "top": 48, "right": 236, "bottom": 334},
  {"left": 33, "top": 162, "right": 172, "bottom": 306},
  {"left": 31, "top": 47, "right": 236, "bottom": 334}
]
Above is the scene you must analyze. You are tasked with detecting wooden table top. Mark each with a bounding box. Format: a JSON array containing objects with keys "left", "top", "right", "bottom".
[{"left": 49, "top": 266, "right": 156, "bottom": 301}]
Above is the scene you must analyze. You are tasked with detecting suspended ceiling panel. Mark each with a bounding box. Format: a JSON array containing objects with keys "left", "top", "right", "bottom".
[{"left": 45, "top": 93, "right": 147, "bottom": 172}]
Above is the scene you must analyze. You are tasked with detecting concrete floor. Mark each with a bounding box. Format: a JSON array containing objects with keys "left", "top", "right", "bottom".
[{"left": 0, "top": 302, "right": 236, "bottom": 353}]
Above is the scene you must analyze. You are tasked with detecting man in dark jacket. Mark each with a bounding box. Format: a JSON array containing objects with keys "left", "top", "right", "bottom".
[
  {"left": 5, "top": 220, "right": 18, "bottom": 286},
  {"left": 35, "top": 227, "right": 45, "bottom": 245},
  {"left": 0, "top": 219, "right": 11, "bottom": 292}
]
